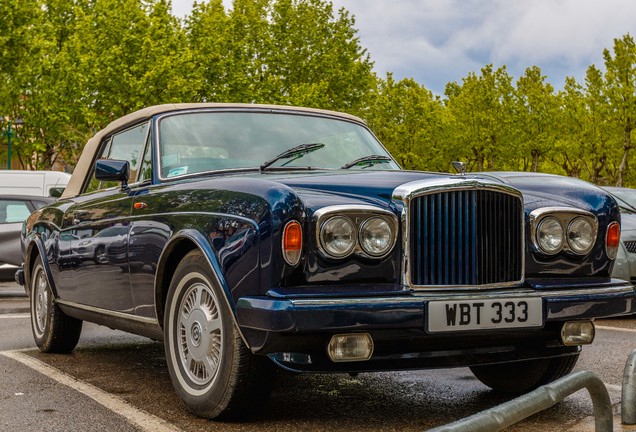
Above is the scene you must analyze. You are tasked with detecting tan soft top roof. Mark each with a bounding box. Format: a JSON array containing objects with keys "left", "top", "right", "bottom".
[{"left": 62, "top": 103, "right": 365, "bottom": 198}]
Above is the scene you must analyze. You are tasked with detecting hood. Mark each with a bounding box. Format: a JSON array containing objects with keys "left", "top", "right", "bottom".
[
  {"left": 271, "top": 170, "right": 504, "bottom": 210},
  {"left": 474, "top": 172, "right": 610, "bottom": 212}
]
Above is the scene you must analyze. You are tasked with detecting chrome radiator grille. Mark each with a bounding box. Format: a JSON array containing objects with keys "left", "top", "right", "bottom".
[{"left": 409, "top": 189, "right": 523, "bottom": 287}]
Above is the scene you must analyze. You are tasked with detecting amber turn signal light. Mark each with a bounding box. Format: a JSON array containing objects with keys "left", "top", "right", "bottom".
[
  {"left": 606, "top": 222, "right": 620, "bottom": 260},
  {"left": 283, "top": 220, "right": 302, "bottom": 266}
]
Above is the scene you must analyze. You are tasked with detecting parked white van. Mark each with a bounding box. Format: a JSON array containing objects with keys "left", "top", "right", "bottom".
[{"left": 0, "top": 170, "right": 71, "bottom": 197}]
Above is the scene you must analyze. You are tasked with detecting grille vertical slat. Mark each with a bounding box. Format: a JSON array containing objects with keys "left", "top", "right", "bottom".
[
  {"left": 409, "top": 189, "right": 522, "bottom": 287},
  {"left": 470, "top": 191, "right": 478, "bottom": 284}
]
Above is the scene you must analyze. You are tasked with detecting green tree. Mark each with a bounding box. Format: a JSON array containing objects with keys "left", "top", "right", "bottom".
[
  {"left": 266, "top": 0, "right": 374, "bottom": 112},
  {"left": 186, "top": 0, "right": 374, "bottom": 112},
  {"left": 512, "top": 66, "right": 559, "bottom": 172},
  {"left": 68, "top": 0, "right": 196, "bottom": 125},
  {"left": 14, "top": 0, "right": 91, "bottom": 170},
  {"left": 365, "top": 74, "right": 446, "bottom": 170},
  {"left": 602, "top": 34, "right": 636, "bottom": 186},
  {"left": 0, "top": 0, "right": 49, "bottom": 168},
  {"left": 444, "top": 65, "right": 515, "bottom": 171},
  {"left": 186, "top": 0, "right": 232, "bottom": 101},
  {"left": 555, "top": 69, "right": 618, "bottom": 184}
]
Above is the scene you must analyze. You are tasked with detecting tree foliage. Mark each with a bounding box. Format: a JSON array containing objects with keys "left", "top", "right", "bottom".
[
  {"left": 0, "top": 2, "right": 635, "bottom": 187},
  {"left": 443, "top": 65, "right": 515, "bottom": 172},
  {"left": 602, "top": 34, "right": 636, "bottom": 186},
  {"left": 366, "top": 34, "right": 636, "bottom": 187},
  {"left": 366, "top": 74, "right": 446, "bottom": 171}
]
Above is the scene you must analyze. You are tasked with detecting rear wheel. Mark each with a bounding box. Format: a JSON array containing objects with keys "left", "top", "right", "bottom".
[
  {"left": 30, "top": 255, "right": 82, "bottom": 353},
  {"left": 470, "top": 353, "right": 580, "bottom": 393},
  {"left": 164, "top": 250, "right": 275, "bottom": 420}
]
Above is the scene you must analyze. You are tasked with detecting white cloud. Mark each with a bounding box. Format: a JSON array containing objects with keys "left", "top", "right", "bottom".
[
  {"left": 170, "top": 0, "right": 195, "bottom": 18},
  {"left": 170, "top": 0, "right": 636, "bottom": 93}
]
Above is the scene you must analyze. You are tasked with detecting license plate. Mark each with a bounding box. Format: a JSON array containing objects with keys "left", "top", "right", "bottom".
[{"left": 427, "top": 297, "right": 543, "bottom": 333}]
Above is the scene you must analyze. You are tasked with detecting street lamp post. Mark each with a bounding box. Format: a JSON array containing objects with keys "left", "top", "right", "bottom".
[{"left": 1, "top": 117, "right": 23, "bottom": 170}]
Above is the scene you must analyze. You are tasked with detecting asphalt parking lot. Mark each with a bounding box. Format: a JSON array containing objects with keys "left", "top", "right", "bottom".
[{"left": 2, "top": 273, "right": 636, "bottom": 431}]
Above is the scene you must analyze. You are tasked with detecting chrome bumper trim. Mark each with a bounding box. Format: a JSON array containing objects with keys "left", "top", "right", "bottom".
[{"left": 288, "top": 284, "right": 634, "bottom": 307}]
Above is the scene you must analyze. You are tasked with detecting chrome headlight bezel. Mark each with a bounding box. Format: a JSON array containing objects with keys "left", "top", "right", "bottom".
[
  {"left": 529, "top": 207, "right": 598, "bottom": 256},
  {"left": 319, "top": 215, "right": 357, "bottom": 258},
  {"left": 359, "top": 216, "right": 396, "bottom": 257},
  {"left": 536, "top": 216, "right": 564, "bottom": 255},
  {"left": 567, "top": 216, "right": 596, "bottom": 255},
  {"left": 314, "top": 205, "right": 399, "bottom": 260}
]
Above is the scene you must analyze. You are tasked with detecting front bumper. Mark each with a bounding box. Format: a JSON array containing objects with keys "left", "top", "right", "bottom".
[{"left": 236, "top": 280, "right": 635, "bottom": 371}]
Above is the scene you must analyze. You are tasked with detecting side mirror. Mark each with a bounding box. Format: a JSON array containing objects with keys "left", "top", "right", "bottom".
[
  {"left": 95, "top": 159, "right": 130, "bottom": 190},
  {"left": 49, "top": 187, "right": 65, "bottom": 198}
]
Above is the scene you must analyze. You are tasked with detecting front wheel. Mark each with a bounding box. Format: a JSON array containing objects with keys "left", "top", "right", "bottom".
[
  {"left": 470, "top": 352, "right": 580, "bottom": 393},
  {"left": 94, "top": 245, "right": 107, "bottom": 264},
  {"left": 164, "top": 250, "right": 275, "bottom": 420},
  {"left": 30, "top": 255, "right": 82, "bottom": 353}
]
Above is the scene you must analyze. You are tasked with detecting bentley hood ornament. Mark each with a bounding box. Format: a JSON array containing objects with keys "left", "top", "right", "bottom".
[{"left": 451, "top": 161, "right": 467, "bottom": 175}]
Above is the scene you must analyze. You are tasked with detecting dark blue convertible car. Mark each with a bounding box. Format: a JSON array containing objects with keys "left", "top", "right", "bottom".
[{"left": 18, "top": 104, "right": 635, "bottom": 419}]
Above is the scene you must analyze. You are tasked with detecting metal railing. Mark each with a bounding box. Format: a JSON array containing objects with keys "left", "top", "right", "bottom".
[
  {"left": 428, "top": 370, "right": 613, "bottom": 432},
  {"left": 623, "top": 349, "right": 636, "bottom": 425}
]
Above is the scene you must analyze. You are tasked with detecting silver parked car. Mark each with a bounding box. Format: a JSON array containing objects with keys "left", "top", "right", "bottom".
[
  {"left": 0, "top": 195, "right": 54, "bottom": 266},
  {"left": 602, "top": 186, "right": 636, "bottom": 283}
]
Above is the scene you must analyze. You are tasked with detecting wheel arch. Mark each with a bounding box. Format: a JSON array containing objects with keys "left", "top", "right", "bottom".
[
  {"left": 154, "top": 229, "right": 245, "bottom": 343},
  {"left": 24, "top": 236, "right": 58, "bottom": 298}
]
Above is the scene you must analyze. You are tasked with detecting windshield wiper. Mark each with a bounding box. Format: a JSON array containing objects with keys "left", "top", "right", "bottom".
[
  {"left": 260, "top": 143, "right": 325, "bottom": 171},
  {"left": 341, "top": 155, "right": 392, "bottom": 169}
]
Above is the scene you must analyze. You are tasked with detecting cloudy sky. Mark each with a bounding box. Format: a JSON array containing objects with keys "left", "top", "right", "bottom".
[{"left": 170, "top": 0, "right": 636, "bottom": 94}]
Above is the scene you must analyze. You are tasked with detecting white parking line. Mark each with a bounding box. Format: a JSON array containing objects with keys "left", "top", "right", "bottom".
[
  {"left": 0, "top": 350, "right": 182, "bottom": 432},
  {"left": 596, "top": 325, "right": 636, "bottom": 334},
  {"left": 0, "top": 313, "right": 29, "bottom": 319}
]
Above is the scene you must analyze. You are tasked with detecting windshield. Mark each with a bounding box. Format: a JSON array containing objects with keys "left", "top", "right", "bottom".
[{"left": 158, "top": 111, "right": 400, "bottom": 178}]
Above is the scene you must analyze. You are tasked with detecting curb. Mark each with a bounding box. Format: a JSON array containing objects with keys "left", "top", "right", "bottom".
[
  {"left": 0, "top": 307, "right": 29, "bottom": 314},
  {"left": 0, "top": 292, "right": 26, "bottom": 299}
]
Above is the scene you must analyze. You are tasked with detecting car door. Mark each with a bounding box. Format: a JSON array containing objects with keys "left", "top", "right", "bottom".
[
  {"left": 127, "top": 124, "right": 171, "bottom": 319},
  {"left": 59, "top": 122, "right": 150, "bottom": 314}
]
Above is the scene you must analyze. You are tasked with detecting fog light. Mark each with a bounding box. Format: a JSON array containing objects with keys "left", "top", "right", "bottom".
[
  {"left": 327, "top": 333, "right": 373, "bottom": 362},
  {"left": 561, "top": 321, "right": 595, "bottom": 346}
]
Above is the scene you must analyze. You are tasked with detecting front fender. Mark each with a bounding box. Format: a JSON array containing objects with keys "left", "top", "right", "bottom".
[{"left": 154, "top": 225, "right": 259, "bottom": 348}]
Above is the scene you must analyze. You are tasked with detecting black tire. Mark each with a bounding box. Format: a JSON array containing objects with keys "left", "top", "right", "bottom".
[
  {"left": 94, "top": 245, "right": 107, "bottom": 264},
  {"left": 164, "top": 250, "right": 275, "bottom": 420},
  {"left": 30, "top": 255, "right": 82, "bottom": 353},
  {"left": 470, "top": 352, "right": 580, "bottom": 393}
]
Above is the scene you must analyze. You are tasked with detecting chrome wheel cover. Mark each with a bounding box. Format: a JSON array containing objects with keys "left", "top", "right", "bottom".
[
  {"left": 32, "top": 266, "right": 49, "bottom": 338},
  {"left": 95, "top": 247, "right": 107, "bottom": 264},
  {"left": 176, "top": 280, "right": 223, "bottom": 386}
]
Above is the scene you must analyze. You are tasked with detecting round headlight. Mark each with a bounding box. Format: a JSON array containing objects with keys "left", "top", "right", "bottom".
[
  {"left": 536, "top": 216, "right": 564, "bottom": 254},
  {"left": 320, "top": 216, "right": 356, "bottom": 258},
  {"left": 567, "top": 217, "right": 595, "bottom": 254},
  {"left": 359, "top": 217, "right": 394, "bottom": 257}
]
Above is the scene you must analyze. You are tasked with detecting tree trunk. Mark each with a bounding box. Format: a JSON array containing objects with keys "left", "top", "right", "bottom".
[
  {"left": 616, "top": 126, "right": 632, "bottom": 187},
  {"left": 531, "top": 149, "right": 540, "bottom": 172}
]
